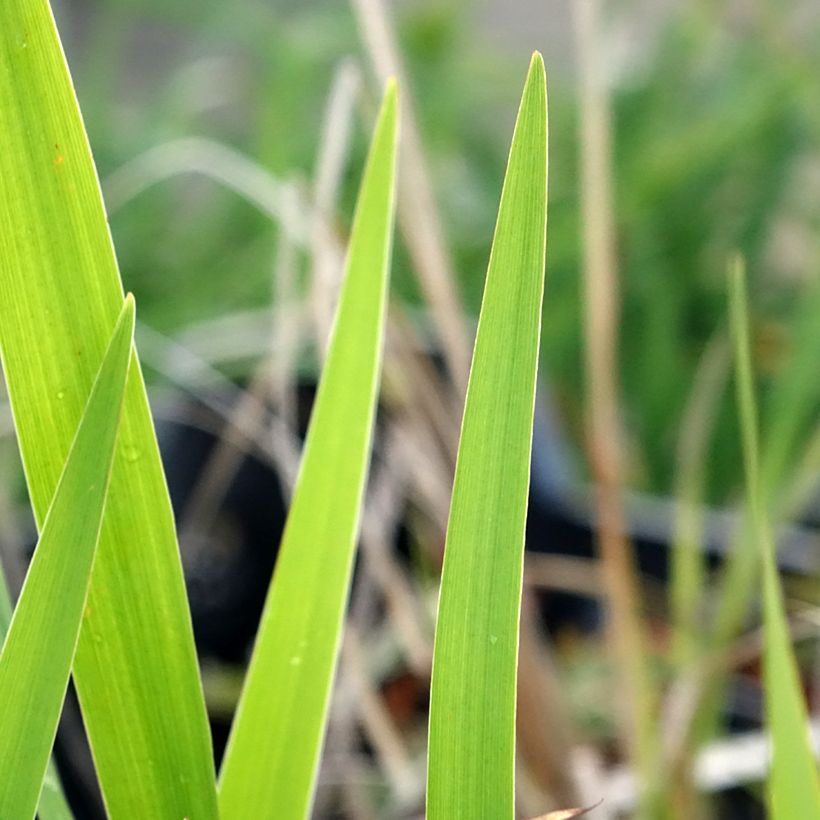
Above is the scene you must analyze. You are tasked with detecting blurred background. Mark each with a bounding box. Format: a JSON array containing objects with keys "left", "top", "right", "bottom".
[{"left": 3, "top": 0, "right": 820, "bottom": 817}]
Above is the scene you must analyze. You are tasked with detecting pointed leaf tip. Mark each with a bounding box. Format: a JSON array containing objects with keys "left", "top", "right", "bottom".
[
  {"left": 0, "top": 2, "right": 219, "bottom": 813},
  {"left": 217, "top": 51, "right": 398, "bottom": 819},
  {"left": 0, "top": 293, "right": 135, "bottom": 818},
  {"left": 122, "top": 293, "right": 136, "bottom": 323},
  {"left": 426, "top": 51, "right": 548, "bottom": 818},
  {"left": 381, "top": 78, "right": 399, "bottom": 124},
  {"left": 522, "top": 51, "right": 547, "bottom": 117},
  {"left": 112, "top": 296, "right": 136, "bottom": 349}
]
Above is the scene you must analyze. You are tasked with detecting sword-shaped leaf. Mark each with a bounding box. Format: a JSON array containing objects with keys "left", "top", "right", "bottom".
[
  {"left": 0, "top": 297, "right": 134, "bottom": 820},
  {"left": 0, "top": 571, "right": 72, "bottom": 820},
  {"left": 218, "top": 80, "right": 398, "bottom": 819},
  {"left": 0, "top": 3, "right": 218, "bottom": 816},
  {"left": 729, "top": 257, "right": 820, "bottom": 819},
  {"left": 427, "top": 53, "right": 548, "bottom": 820}
]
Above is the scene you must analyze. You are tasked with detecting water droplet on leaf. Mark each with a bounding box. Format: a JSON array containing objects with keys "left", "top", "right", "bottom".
[{"left": 123, "top": 445, "right": 142, "bottom": 463}]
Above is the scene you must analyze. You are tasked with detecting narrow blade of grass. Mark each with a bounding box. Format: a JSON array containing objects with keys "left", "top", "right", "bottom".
[
  {"left": 0, "top": 4, "right": 218, "bottom": 816},
  {"left": 427, "top": 53, "right": 548, "bottom": 820},
  {"left": 698, "top": 282, "right": 820, "bottom": 749},
  {"left": 0, "top": 574, "right": 72, "bottom": 820},
  {"left": 729, "top": 257, "right": 820, "bottom": 818},
  {"left": 0, "top": 298, "right": 134, "bottom": 820},
  {"left": 670, "top": 335, "right": 728, "bottom": 668},
  {"left": 217, "top": 81, "right": 398, "bottom": 819},
  {"left": 713, "top": 276, "right": 820, "bottom": 649}
]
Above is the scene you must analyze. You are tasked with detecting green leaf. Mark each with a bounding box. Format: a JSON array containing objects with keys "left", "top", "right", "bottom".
[
  {"left": 0, "top": 4, "right": 218, "bottom": 817},
  {"left": 0, "top": 297, "right": 134, "bottom": 820},
  {"left": 217, "top": 80, "right": 399, "bottom": 819},
  {"left": 0, "top": 571, "right": 72, "bottom": 820},
  {"left": 670, "top": 337, "right": 728, "bottom": 668},
  {"left": 729, "top": 257, "right": 820, "bottom": 819},
  {"left": 427, "top": 53, "right": 548, "bottom": 820},
  {"left": 35, "top": 769, "right": 73, "bottom": 820}
]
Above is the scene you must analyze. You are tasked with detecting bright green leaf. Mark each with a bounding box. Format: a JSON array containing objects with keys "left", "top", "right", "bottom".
[
  {"left": 729, "top": 257, "right": 820, "bottom": 819},
  {"left": 217, "top": 80, "right": 399, "bottom": 819},
  {"left": 427, "top": 53, "right": 548, "bottom": 820},
  {"left": 35, "top": 770, "right": 73, "bottom": 820},
  {"left": 0, "top": 3, "right": 218, "bottom": 816},
  {"left": 0, "top": 573, "right": 72, "bottom": 820},
  {"left": 0, "top": 297, "right": 134, "bottom": 820}
]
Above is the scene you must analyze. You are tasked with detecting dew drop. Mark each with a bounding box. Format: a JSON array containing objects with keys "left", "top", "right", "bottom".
[
  {"left": 123, "top": 445, "right": 142, "bottom": 463},
  {"left": 56, "top": 389, "right": 66, "bottom": 400}
]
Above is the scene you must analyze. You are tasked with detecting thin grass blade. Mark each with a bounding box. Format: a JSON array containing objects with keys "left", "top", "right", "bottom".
[
  {"left": 0, "top": 575, "right": 72, "bottom": 820},
  {"left": 729, "top": 257, "right": 820, "bottom": 818},
  {"left": 427, "top": 53, "right": 548, "bottom": 820},
  {"left": 700, "top": 281, "right": 820, "bottom": 748},
  {"left": 670, "top": 336, "right": 728, "bottom": 668},
  {"left": 713, "top": 276, "right": 820, "bottom": 647},
  {"left": 0, "top": 3, "right": 218, "bottom": 815},
  {"left": 217, "top": 81, "right": 398, "bottom": 820},
  {"left": 0, "top": 298, "right": 134, "bottom": 820}
]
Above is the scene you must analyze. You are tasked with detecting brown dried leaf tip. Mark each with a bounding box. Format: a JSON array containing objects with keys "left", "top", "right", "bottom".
[{"left": 530, "top": 801, "right": 602, "bottom": 820}]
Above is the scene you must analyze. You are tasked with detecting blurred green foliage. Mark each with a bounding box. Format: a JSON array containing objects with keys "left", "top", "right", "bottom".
[{"left": 58, "top": 0, "right": 820, "bottom": 503}]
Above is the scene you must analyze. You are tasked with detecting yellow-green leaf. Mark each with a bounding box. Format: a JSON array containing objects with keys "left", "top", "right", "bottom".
[
  {"left": 218, "top": 80, "right": 399, "bottom": 819},
  {"left": 0, "top": 298, "right": 134, "bottom": 820},
  {"left": 0, "top": 3, "right": 218, "bottom": 816},
  {"left": 0, "top": 569, "right": 72, "bottom": 820},
  {"left": 427, "top": 53, "right": 548, "bottom": 820},
  {"left": 729, "top": 257, "right": 820, "bottom": 819}
]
